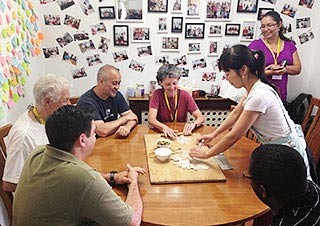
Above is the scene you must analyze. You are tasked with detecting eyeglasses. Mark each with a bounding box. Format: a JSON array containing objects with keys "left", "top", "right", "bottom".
[{"left": 259, "top": 23, "right": 278, "bottom": 30}]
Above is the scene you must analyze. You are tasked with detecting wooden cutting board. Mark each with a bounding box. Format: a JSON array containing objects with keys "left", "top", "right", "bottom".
[{"left": 144, "top": 133, "right": 226, "bottom": 184}]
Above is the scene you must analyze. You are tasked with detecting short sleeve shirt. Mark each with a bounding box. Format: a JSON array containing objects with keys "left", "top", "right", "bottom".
[
  {"left": 13, "top": 145, "right": 133, "bottom": 226},
  {"left": 78, "top": 88, "right": 129, "bottom": 122},
  {"left": 149, "top": 89, "right": 199, "bottom": 122}
]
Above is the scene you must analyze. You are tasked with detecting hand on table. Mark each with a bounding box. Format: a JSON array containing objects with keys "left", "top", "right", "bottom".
[
  {"left": 183, "top": 122, "right": 196, "bottom": 136},
  {"left": 189, "top": 145, "right": 211, "bottom": 159},
  {"left": 162, "top": 125, "right": 178, "bottom": 139},
  {"left": 114, "top": 164, "right": 147, "bottom": 185},
  {"left": 115, "top": 125, "right": 131, "bottom": 137}
]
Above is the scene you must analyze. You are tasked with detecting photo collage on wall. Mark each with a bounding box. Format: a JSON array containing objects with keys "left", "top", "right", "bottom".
[{"left": 37, "top": 0, "right": 316, "bottom": 83}]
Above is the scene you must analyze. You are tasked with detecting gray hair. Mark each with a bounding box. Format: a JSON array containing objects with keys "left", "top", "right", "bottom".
[
  {"left": 156, "top": 64, "right": 181, "bottom": 84},
  {"left": 97, "top": 65, "right": 120, "bottom": 82},
  {"left": 33, "top": 74, "right": 72, "bottom": 106}
]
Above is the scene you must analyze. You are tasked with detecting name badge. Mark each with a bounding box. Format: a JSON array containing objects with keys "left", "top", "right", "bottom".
[{"left": 272, "top": 75, "right": 282, "bottom": 80}]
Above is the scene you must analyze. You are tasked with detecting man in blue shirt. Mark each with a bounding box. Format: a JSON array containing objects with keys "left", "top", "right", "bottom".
[{"left": 78, "top": 65, "right": 138, "bottom": 137}]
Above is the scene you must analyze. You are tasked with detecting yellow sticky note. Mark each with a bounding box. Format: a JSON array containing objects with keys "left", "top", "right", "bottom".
[
  {"left": 2, "top": 83, "right": 9, "bottom": 92},
  {"left": 35, "top": 38, "right": 40, "bottom": 46},
  {"left": 13, "top": 93, "right": 19, "bottom": 103},
  {"left": 2, "top": 94, "right": 9, "bottom": 103},
  {"left": 6, "top": 27, "right": 14, "bottom": 36},
  {"left": 0, "top": 43, "right": 2, "bottom": 51},
  {"left": 25, "top": 9, "right": 31, "bottom": 17},
  {"left": 20, "top": 32, "right": 25, "bottom": 41},
  {"left": 26, "top": 68, "right": 31, "bottom": 75},
  {"left": 11, "top": 77, "right": 18, "bottom": 86},
  {"left": 12, "top": 11, "right": 17, "bottom": 20},
  {"left": 20, "top": 77, "right": 26, "bottom": 86},
  {"left": 6, "top": 42, "right": 12, "bottom": 51}
]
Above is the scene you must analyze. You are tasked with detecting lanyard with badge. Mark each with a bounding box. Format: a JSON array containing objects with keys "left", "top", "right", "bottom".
[
  {"left": 164, "top": 90, "right": 180, "bottom": 122},
  {"left": 263, "top": 37, "right": 282, "bottom": 80}
]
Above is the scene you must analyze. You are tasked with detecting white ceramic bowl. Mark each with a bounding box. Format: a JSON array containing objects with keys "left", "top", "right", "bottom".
[
  {"left": 155, "top": 138, "right": 172, "bottom": 148},
  {"left": 154, "top": 148, "right": 172, "bottom": 162}
]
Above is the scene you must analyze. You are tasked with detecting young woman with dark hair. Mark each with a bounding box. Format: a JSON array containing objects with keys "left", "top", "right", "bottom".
[{"left": 189, "top": 44, "right": 312, "bottom": 181}]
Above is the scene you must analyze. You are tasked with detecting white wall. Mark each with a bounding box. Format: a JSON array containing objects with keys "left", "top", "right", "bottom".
[{"left": 0, "top": 0, "right": 319, "bottom": 126}]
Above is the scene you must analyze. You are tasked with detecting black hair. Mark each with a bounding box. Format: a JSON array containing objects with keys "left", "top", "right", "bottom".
[
  {"left": 45, "top": 105, "right": 94, "bottom": 152},
  {"left": 218, "top": 44, "right": 277, "bottom": 92},
  {"left": 250, "top": 144, "right": 307, "bottom": 202},
  {"left": 262, "top": 11, "right": 291, "bottom": 42}
]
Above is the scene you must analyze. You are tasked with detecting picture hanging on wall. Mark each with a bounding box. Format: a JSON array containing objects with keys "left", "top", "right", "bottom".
[
  {"left": 185, "top": 23, "right": 205, "bottom": 39},
  {"left": 205, "top": 0, "right": 232, "bottom": 21},
  {"left": 171, "top": 0, "right": 182, "bottom": 13},
  {"left": 99, "top": 6, "right": 116, "bottom": 19},
  {"left": 113, "top": 25, "right": 129, "bottom": 46},
  {"left": 208, "top": 41, "right": 218, "bottom": 56},
  {"left": 298, "top": 0, "right": 314, "bottom": 9},
  {"left": 281, "top": 4, "right": 297, "bottom": 18},
  {"left": 186, "top": 0, "right": 200, "bottom": 18},
  {"left": 72, "top": 67, "right": 87, "bottom": 79},
  {"left": 148, "top": 0, "right": 168, "bottom": 13},
  {"left": 208, "top": 24, "right": 224, "bottom": 37},
  {"left": 131, "top": 27, "right": 151, "bottom": 43},
  {"left": 225, "top": 23, "right": 241, "bottom": 36},
  {"left": 261, "top": 0, "right": 276, "bottom": 5},
  {"left": 161, "top": 36, "right": 180, "bottom": 52},
  {"left": 237, "top": 0, "right": 258, "bottom": 13},
  {"left": 157, "top": 17, "right": 168, "bottom": 33},
  {"left": 240, "top": 21, "right": 256, "bottom": 41},
  {"left": 187, "top": 42, "right": 201, "bottom": 54},
  {"left": 116, "top": 0, "right": 143, "bottom": 22},
  {"left": 171, "top": 17, "right": 183, "bottom": 33},
  {"left": 257, "top": 8, "right": 274, "bottom": 20}
]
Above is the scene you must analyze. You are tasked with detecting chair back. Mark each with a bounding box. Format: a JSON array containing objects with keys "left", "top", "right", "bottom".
[
  {"left": 0, "top": 123, "right": 13, "bottom": 225},
  {"left": 302, "top": 97, "right": 320, "bottom": 166}
]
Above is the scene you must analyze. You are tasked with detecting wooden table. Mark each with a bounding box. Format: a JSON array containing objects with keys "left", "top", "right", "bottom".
[
  {"left": 128, "top": 95, "right": 236, "bottom": 124},
  {"left": 84, "top": 123, "right": 269, "bottom": 226}
]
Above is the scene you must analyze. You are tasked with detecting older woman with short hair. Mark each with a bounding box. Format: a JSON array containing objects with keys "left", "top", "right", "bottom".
[
  {"left": 3, "top": 74, "right": 72, "bottom": 192},
  {"left": 148, "top": 64, "right": 204, "bottom": 138}
]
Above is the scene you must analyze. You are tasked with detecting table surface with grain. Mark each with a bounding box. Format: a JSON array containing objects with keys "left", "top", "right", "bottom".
[{"left": 84, "top": 123, "right": 269, "bottom": 226}]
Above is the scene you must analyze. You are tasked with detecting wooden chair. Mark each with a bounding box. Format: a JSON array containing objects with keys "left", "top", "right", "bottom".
[
  {"left": 301, "top": 97, "right": 320, "bottom": 166},
  {"left": 0, "top": 123, "right": 13, "bottom": 225},
  {"left": 70, "top": 96, "right": 79, "bottom": 105}
]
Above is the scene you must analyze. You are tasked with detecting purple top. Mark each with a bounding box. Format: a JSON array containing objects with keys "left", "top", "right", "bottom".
[
  {"left": 149, "top": 88, "right": 198, "bottom": 122},
  {"left": 248, "top": 39, "right": 297, "bottom": 101}
]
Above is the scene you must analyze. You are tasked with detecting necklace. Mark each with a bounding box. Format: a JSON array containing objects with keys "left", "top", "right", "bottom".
[
  {"left": 32, "top": 107, "right": 45, "bottom": 124},
  {"left": 263, "top": 37, "right": 281, "bottom": 65},
  {"left": 164, "top": 89, "right": 180, "bottom": 122}
]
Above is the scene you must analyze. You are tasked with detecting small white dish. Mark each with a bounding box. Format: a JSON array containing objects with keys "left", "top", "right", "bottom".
[
  {"left": 155, "top": 138, "right": 172, "bottom": 148},
  {"left": 154, "top": 148, "right": 172, "bottom": 162}
]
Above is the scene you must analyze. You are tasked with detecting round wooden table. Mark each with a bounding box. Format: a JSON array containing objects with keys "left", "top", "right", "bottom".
[{"left": 84, "top": 123, "right": 269, "bottom": 225}]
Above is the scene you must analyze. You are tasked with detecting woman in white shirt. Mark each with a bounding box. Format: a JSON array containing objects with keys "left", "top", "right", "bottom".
[{"left": 189, "top": 44, "right": 312, "bottom": 180}]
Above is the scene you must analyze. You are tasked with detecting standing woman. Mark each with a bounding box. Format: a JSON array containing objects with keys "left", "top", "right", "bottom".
[
  {"left": 189, "top": 44, "right": 312, "bottom": 181},
  {"left": 248, "top": 11, "right": 301, "bottom": 103},
  {"left": 148, "top": 64, "right": 204, "bottom": 138}
]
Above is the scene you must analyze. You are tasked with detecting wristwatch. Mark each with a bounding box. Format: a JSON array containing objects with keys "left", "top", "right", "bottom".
[{"left": 109, "top": 171, "right": 118, "bottom": 184}]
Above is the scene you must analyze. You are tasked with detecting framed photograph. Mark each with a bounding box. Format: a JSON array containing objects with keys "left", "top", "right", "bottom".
[
  {"left": 157, "top": 17, "right": 168, "bottom": 33},
  {"left": 116, "top": 0, "right": 143, "bottom": 22},
  {"left": 131, "top": 27, "right": 151, "bottom": 43},
  {"left": 186, "top": 0, "right": 200, "bottom": 18},
  {"left": 208, "top": 41, "right": 218, "bottom": 56},
  {"left": 257, "top": 8, "right": 274, "bottom": 20},
  {"left": 205, "top": 0, "right": 232, "bottom": 21},
  {"left": 187, "top": 42, "right": 201, "bottom": 54},
  {"left": 208, "top": 23, "right": 224, "bottom": 37},
  {"left": 99, "top": 6, "right": 115, "bottom": 19},
  {"left": 171, "top": 17, "right": 183, "bottom": 33},
  {"left": 225, "top": 23, "right": 241, "bottom": 36},
  {"left": 185, "top": 23, "right": 205, "bottom": 39},
  {"left": 113, "top": 25, "right": 129, "bottom": 46},
  {"left": 237, "top": 0, "right": 258, "bottom": 13},
  {"left": 161, "top": 36, "right": 180, "bottom": 52},
  {"left": 240, "top": 21, "right": 256, "bottom": 41},
  {"left": 148, "top": 0, "right": 168, "bottom": 12},
  {"left": 171, "top": 0, "right": 182, "bottom": 13}
]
